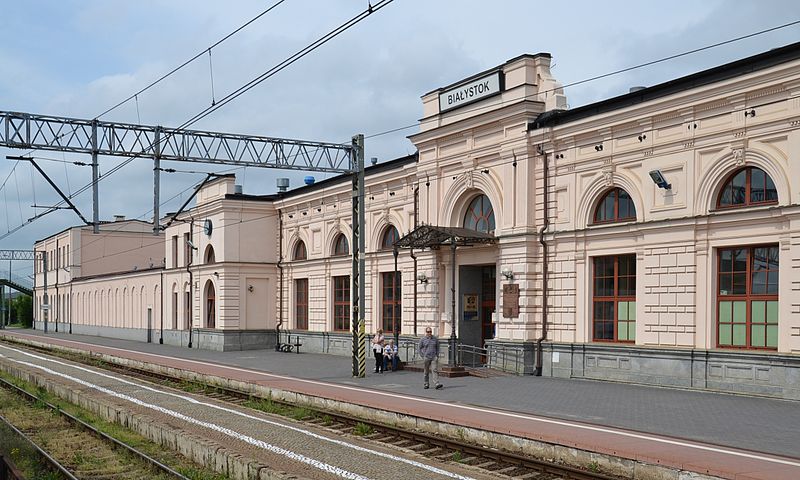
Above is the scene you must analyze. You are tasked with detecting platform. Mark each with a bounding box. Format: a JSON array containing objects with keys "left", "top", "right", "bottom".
[{"left": 2, "top": 329, "right": 799, "bottom": 480}]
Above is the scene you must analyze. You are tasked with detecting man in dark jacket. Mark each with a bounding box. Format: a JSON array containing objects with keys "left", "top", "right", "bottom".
[{"left": 418, "top": 328, "right": 443, "bottom": 389}]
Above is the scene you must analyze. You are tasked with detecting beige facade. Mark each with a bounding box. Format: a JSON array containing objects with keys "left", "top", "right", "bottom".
[{"left": 32, "top": 44, "right": 800, "bottom": 397}]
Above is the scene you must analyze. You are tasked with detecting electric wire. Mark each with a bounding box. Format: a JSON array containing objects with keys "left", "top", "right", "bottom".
[
  {"left": 2, "top": 12, "right": 791, "bottom": 243},
  {"left": 3, "top": 0, "right": 393, "bottom": 239},
  {"left": 94, "top": 0, "right": 289, "bottom": 119},
  {"left": 361, "top": 19, "right": 800, "bottom": 141}
]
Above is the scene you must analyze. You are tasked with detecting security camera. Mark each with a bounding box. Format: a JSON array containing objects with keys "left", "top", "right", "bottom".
[{"left": 648, "top": 170, "right": 672, "bottom": 190}]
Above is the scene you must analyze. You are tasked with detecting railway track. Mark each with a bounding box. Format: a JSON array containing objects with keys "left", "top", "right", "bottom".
[
  {"left": 0, "top": 375, "right": 189, "bottom": 480},
  {"left": 8, "top": 341, "right": 621, "bottom": 480}
]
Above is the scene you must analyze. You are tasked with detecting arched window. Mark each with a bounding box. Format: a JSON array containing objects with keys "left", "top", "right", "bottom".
[
  {"left": 204, "top": 245, "right": 215, "bottom": 264},
  {"left": 332, "top": 233, "right": 349, "bottom": 256},
  {"left": 593, "top": 188, "right": 636, "bottom": 224},
  {"left": 381, "top": 225, "right": 399, "bottom": 250},
  {"left": 293, "top": 240, "right": 307, "bottom": 260},
  {"left": 717, "top": 167, "right": 777, "bottom": 209},
  {"left": 463, "top": 194, "right": 495, "bottom": 233}
]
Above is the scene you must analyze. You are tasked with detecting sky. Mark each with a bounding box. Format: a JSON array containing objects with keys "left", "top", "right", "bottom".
[{"left": 0, "top": 0, "right": 798, "bottom": 279}]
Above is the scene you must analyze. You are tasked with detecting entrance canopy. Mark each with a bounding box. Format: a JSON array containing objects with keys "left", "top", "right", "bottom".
[
  {"left": 393, "top": 224, "right": 496, "bottom": 250},
  {"left": 392, "top": 225, "right": 495, "bottom": 366}
]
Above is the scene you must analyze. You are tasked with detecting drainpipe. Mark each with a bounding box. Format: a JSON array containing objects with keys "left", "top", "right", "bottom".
[
  {"left": 55, "top": 237, "right": 59, "bottom": 332},
  {"left": 276, "top": 209, "right": 284, "bottom": 350},
  {"left": 187, "top": 219, "right": 194, "bottom": 348},
  {"left": 159, "top": 270, "right": 164, "bottom": 344},
  {"left": 535, "top": 144, "right": 550, "bottom": 377},
  {"left": 412, "top": 185, "right": 419, "bottom": 336}
]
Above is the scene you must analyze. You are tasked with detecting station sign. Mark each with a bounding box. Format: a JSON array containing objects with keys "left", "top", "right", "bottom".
[{"left": 439, "top": 71, "right": 503, "bottom": 113}]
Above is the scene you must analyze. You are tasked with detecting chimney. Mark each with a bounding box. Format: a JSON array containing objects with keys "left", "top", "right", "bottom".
[
  {"left": 276, "top": 178, "right": 290, "bottom": 192},
  {"left": 234, "top": 184, "right": 243, "bottom": 194}
]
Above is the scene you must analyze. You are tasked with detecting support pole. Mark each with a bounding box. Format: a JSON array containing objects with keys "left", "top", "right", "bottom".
[
  {"left": 91, "top": 119, "right": 100, "bottom": 234},
  {"left": 351, "top": 134, "right": 365, "bottom": 378},
  {"left": 393, "top": 247, "right": 399, "bottom": 347},
  {"left": 153, "top": 126, "right": 162, "bottom": 235},
  {"left": 450, "top": 240, "right": 457, "bottom": 366}
]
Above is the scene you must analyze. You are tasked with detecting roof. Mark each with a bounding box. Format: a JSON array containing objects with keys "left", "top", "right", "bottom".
[
  {"left": 529, "top": 41, "right": 800, "bottom": 129},
  {"left": 275, "top": 153, "right": 418, "bottom": 200},
  {"left": 394, "top": 224, "right": 496, "bottom": 249},
  {"left": 423, "top": 52, "right": 552, "bottom": 97}
]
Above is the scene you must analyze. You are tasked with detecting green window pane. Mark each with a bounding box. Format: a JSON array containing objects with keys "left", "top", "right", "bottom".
[
  {"left": 732, "top": 324, "right": 746, "bottom": 346},
  {"left": 629, "top": 301, "right": 636, "bottom": 321},
  {"left": 733, "top": 301, "right": 747, "bottom": 323},
  {"left": 618, "top": 302, "right": 628, "bottom": 321},
  {"left": 751, "top": 325, "right": 765, "bottom": 347},
  {"left": 766, "top": 301, "right": 779, "bottom": 324},
  {"left": 719, "top": 324, "right": 732, "bottom": 345},
  {"left": 629, "top": 321, "right": 636, "bottom": 341},
  {"left": 719, "top": 301, "right": 732, "bottom": 323},
  {"left": 618, "top": 321, "right": 628, "bottom": 341},
  {"left": 767, "top": 325, "right": 778, "bottom": 348},
  {"left": 752, "top": 301, "right": 765, "bottom": 324}
]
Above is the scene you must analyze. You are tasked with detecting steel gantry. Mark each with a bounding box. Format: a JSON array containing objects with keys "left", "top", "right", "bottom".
[{"left": 1, "top": 111, "right": 368, "bottom": 377}]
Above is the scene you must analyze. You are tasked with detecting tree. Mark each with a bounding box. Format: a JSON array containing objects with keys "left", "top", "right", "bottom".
[{"left": 13, "top": 295, "right": 32, "bottom": 327}]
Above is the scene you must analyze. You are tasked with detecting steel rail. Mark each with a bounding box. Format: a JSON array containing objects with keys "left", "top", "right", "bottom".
[
  {"left": 0, "top": 412, "right": 79, "bottom": 480},
  {"left": 0, "top": 375, "right": 189, "bottom": 480},
  {"left": 77, "top": 357, "right": 621, "bottom": 480}
]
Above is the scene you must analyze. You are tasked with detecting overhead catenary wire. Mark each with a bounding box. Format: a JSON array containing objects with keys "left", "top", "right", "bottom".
[
  {"left": 1, "top": 11, "right": 790, "bottom": 242},
  {"left": 94, "top": 0, "right": 290, "bottom": 120},
  {"left": 360, "top": 19, "right": 800, "bottom": 141},
  {"left": 1, "top": 0, "right": 394, "bottom": 240}
]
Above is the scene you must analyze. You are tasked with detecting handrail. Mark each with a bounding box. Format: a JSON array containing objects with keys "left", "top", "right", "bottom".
[{"left": 456, "top": 343, "right": 524, "bottom": 374}]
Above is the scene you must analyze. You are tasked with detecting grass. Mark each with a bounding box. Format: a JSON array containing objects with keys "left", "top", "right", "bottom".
[
  {"left": 353, "top": 422, "right": 373, "bottom": 436},
  {"left": 451, "top": 451, "right": 463, "bottom": 462},
  {"left": 0, "top": 369, "right": 230, "bottom": 480}
]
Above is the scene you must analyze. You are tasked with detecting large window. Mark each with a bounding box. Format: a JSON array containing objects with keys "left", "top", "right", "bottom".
[
  {"left": 593, "top": 254, "right": 636, "bottom": 342},
  {"left": 333, "top": 276, "right": 350, "bottom": 331},
  {"left": 717, "top": 246, "right": 778, "bottom": 349},
  {"left": 717, "top": 167, "right": 777, "bottom": 209},
  {"left": 381, "top": 272, "right": 401, "bottom": 333},
  {"left": 333, "top": 234, "right": 349, "bottom": 256},
  {"left": 381, "top": 226, "right": 399, "bottom": 251},
  {"left": 593, "top": 188, "right": 636, "bottom": 224},
  {"left": 293, "top": 240, "right": 307, "bottom": 261},
  {"left": 295, "top": 278, "right": 308, "bottom": 330},
  {"left": 463, "top": 194, "right": 495, "bottom": 233}
]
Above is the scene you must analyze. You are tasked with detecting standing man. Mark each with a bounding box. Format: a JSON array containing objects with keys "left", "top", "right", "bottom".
[{"left": 418, "top": 327, "right": 443, "bottom": 390}]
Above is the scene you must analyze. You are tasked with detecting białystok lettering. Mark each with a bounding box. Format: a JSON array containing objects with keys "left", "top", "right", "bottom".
[{"left": 447, "top": 80, "right": 492, "bottom": 105}]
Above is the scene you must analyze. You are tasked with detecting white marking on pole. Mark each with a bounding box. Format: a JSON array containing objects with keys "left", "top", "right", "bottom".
[
  {"left": 0, "top": 344, "right": 475, "bottom": 480},
  {"left": 5, "top": 333, "right": 800, "bottom": 469}
]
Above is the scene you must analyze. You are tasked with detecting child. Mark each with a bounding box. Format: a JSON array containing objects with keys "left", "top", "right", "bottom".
[{"left": 383, "top": 339, "right": 399, "bottom": 372}]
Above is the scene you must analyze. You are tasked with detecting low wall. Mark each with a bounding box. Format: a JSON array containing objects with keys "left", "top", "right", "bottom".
[{"left": 545, "top": 343, "right": 800, "bottom": 400}]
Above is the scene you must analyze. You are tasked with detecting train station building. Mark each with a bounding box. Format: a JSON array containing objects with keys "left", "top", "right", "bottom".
[{"left": 33, "top": 43, "right": 800, "bottom": 399}]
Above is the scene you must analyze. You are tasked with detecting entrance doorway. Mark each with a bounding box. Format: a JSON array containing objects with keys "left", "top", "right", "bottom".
[{"left": 459, "top": 264, "right": 496, "bottom": 364}]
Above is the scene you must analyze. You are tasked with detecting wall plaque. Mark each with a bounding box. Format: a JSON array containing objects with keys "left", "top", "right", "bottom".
[{"left": 502, "top": 284, "right": 519, "bottom": 318}]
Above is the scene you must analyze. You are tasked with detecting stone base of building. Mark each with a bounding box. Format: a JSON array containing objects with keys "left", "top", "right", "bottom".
[
  {"left": 32, "top": 322, "right": 276, "bottom": 352},
  {"left": 544, "top": 343, "right": 800, "bottom": 400},
  {"left": 278, "top": 330, "right": 456, "bottom": 364}
]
